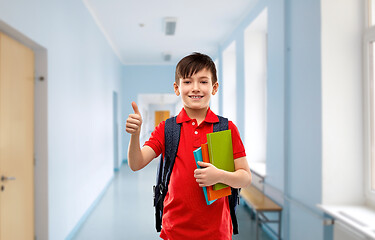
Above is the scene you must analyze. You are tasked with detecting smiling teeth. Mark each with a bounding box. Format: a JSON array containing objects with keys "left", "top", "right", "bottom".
[{"left": 191, "top": 96, "right": 202, "bottom": 99}]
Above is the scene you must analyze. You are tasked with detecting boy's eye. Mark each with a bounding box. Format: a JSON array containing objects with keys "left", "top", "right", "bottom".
[
  {"left": 183, "top": 81, "right": 191, "bottom": 84},
  {"left": 201, "top": 81, "right": 208, "bottom": 84}
]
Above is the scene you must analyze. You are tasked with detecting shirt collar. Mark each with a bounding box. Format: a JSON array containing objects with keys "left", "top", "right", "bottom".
[{"left": 176, "top": 108, "right": 219, "bottom": 124}]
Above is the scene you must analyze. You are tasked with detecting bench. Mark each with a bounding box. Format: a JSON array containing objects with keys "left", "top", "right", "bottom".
[{"left": 240, "top": 184, "right": 282, "bottom": 240}]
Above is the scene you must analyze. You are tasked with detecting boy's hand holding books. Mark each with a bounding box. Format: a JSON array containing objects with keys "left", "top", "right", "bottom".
[
  {"left": 126, "top": 101, "right": 143, "bottom": 136},
  {"left": 193, "top": 141, "right": 233, "bottom": 205},
  {"left": 194, "top": 161, "right": 222, "bottom": 187}
]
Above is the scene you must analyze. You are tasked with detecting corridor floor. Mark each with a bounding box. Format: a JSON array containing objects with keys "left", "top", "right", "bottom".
[{"left": 71, "top": 161, "right": 272, "bottom": 240}]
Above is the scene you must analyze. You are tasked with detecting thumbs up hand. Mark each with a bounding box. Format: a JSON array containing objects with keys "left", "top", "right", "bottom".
[{"left": 126, "top": 101, "right": 143, "bottom": 135}]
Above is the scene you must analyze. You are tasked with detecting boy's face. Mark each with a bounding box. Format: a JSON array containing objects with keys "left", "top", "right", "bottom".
[{"left": 174, "top": 68, "right": 218, "bottom": 113}]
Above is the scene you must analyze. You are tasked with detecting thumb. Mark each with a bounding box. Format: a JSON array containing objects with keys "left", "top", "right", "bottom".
[{"left": 131, "top": 101, "right": 141, "bottom": 115}]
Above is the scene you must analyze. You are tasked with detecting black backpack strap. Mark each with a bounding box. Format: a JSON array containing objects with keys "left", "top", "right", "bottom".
[
  {"left": 229, "top": 187, "right": 240, "bottom": 234},
  {"left": 153, "top": 116, "right": 181, "bottom": 232},
  {"left": 214, "top": 115, "right": 240, "bottom": 235},
  {"left": 213, "top": 115, "right": 228, "bottom": 132},
  {"left": 162, "top": 117, "right": 181, "bottom": 189},
  {"left": 154, "top": 155, "right": 164, "bottom": 232}
]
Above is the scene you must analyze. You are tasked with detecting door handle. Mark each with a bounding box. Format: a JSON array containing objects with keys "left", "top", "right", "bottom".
[{"left": 1, "top": 175, "right": 16, "bottom": 181}]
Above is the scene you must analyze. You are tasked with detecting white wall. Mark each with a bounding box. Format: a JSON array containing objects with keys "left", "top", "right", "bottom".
[
  {"left": 321, "top": 0, "right": 364, "bottom": 205},
  {"left": 217, "top": 0, "right": 286, "bottom": 236},
  {"left": 285, "top": 0, "right": 324, "bottom": 238},
  {"left": 0, "top": 0, "right": 123, "bottom": 239}
]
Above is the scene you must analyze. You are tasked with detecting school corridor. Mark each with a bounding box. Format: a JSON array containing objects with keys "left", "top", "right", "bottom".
[{"left": 0, "top": 0, "right": 375, "bottom": 240}]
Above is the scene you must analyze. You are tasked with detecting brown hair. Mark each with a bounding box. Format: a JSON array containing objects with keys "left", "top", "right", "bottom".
[{"left": 175, "top": 52, "right": 217, "bottom": 85}]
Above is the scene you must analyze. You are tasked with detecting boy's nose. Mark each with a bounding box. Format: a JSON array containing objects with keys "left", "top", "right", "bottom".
[{"left": 192, "top": 82, "right": 200, "bottom": 91}]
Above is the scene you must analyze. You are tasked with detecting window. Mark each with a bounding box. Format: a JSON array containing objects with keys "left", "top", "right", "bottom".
[
  {"left": 210, "top": 60, "right": 219, "bottom": 114},
  {"left": 364, "top": 0, "right": 375, "bottom": 202},
  {"left": 371, "top": 42, "right": 375, "bottom": 192},
  {"left": 244, "top": 9, "right": 268, "bottom": 166},
  {"left": 370, "top": 0, "right": 375, "bottom": 26},
  {"left": 222, "top": 41, "right": 237, "bottom": 123}
]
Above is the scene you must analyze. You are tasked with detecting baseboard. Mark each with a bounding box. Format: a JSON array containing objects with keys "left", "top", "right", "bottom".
[{"left": 113, "top": 159, "right": 128, "bottom": 171}]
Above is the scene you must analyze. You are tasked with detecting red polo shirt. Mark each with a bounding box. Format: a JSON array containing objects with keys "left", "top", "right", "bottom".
[{"left": 145, "top": 108, "right": 246, "bottom": 240}]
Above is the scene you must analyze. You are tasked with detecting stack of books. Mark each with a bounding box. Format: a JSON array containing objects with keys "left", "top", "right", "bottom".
[{"left": 193, "top": 129, "right": 235, "bottom": 205}]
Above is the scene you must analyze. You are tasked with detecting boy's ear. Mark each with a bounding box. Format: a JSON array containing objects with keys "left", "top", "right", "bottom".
[
  {"left": 173, "top": 82, "right": 180, "bottom": 96},
  {"left": 212, "top": 82, "right": 219, "bottom": 95}
]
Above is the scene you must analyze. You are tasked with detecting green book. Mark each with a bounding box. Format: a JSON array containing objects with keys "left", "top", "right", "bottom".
[{"left": 207, "top": 129, "right": 235, "bottom": 191}]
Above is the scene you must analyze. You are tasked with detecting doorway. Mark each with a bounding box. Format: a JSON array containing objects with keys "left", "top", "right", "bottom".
[
  {"left": 0, "top": 32, "right": 34, "bottom": 240},
  {"left": 154, "top": 111, "right": 170, "bottom": 128},
  {"left": 0, "top": 20, "right": 49, "bottom": 240}
]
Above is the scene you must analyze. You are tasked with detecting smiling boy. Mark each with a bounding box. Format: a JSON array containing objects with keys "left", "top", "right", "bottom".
[{"left": 126, "top": 52, "right": 251, "bottom": 240}]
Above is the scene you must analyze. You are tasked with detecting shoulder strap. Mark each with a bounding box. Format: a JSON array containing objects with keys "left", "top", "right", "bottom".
[
  {"left": 213, "top": 115, "right": 228, "bottom": 132},
  {"left": 154, "top": 116, "right": 181, "bottom": 232},
  {"left": 162, "top": 117, "right": 181, "bottom": 190},
  {"left": 229, "top": 188, "right": 240, "bottom": 234}
]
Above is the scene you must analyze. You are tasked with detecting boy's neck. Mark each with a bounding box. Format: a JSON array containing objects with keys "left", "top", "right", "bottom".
[{"left": 184, "top": 106, "right": 209, "bottom": 125}]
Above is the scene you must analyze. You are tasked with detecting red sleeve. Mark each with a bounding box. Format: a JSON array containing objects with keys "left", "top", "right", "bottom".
[
  {"left": 228, "top": 121, "right": 246, "bottom": 160},
  {"left": 144, "top": 121, "right": 165, "bottom": 157}
]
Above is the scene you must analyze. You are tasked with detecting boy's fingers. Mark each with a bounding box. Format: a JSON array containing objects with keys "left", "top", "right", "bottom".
[
  {"left": 127, "top": 115, "right": 142, "bottom": 123},
  {"left": 126, "top": 123, "right": 140, "bottom": 134},
  {"left": 126, "top": 122, "right": 140, "bottom": 130},
  {"left": 131, "top": 101, "right": 141, "bottom": 115},
  {"left": 197, "top": 161, "right": 210, "bottom": 167}
]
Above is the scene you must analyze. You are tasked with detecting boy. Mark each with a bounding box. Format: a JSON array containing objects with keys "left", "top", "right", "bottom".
[{"left": 126, "top": 52, "right": 251, "bottom": 240}]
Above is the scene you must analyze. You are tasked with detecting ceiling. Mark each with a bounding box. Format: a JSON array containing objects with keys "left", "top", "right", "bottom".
[{"left": 83, "top": 0, "right": 258, "bottom": 65}]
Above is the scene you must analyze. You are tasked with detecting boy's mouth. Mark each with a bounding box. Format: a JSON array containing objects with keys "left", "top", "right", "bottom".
[{"left": 189, "top": 95, "right": 203, "bottom": 99}]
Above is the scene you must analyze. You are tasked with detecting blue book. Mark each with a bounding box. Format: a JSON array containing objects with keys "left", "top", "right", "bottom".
[{"left": 193, "top": 147, "right": 216, "bottom": 205}]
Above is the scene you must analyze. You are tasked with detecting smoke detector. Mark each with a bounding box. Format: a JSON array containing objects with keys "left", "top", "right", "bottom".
[{"left": 164, "top": 17, "right": 177, "bottom": 36}]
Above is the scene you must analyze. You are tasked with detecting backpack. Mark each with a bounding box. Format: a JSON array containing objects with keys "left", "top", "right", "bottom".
[{"left": 153, "top": 115, "right": 240, "bottom": 234}]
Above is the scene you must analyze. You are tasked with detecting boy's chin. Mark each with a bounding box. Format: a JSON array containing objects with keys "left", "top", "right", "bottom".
[{"left": 184, "top": 105, "right": 209, "bottom": 111}]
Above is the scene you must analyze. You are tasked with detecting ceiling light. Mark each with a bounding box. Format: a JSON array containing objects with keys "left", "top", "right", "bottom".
[
  {"left": 164, "top": 17, "right": 177, "bottom": 36},
  {"left": 163, "top": 52, "right": 172, "bottom": 61}
]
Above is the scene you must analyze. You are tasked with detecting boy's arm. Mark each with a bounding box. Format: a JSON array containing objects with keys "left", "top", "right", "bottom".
[
  {"left": 127, "top": 135, "right": 157, "bottom": 171},
  {"left": 194, "top": 157, "right": 252, "bottom": 188},
  {"left": 126, "top": 102, "right": 157, "bottom": 171}
]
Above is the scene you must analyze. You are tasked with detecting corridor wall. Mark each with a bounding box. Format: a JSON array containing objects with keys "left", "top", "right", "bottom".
[
  {"left": 217, "top": 0, "right": 324, "bottom": 238},
  {"left": 0, "top": 0, "right": 123, "bottom": 239},
  {"left": 216, "top": 0, "right": 364, "bottom": 239},
  {"left": 218, "top": 0, "right": 286, "bottom": 202}
]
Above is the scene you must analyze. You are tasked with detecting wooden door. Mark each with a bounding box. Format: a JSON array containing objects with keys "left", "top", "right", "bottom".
[
  {"left": 155, "top": 111, "right": 170, "bottom": 128},
  {"left": 0, "top": 32, "right": 34, "bottom": 240}
]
